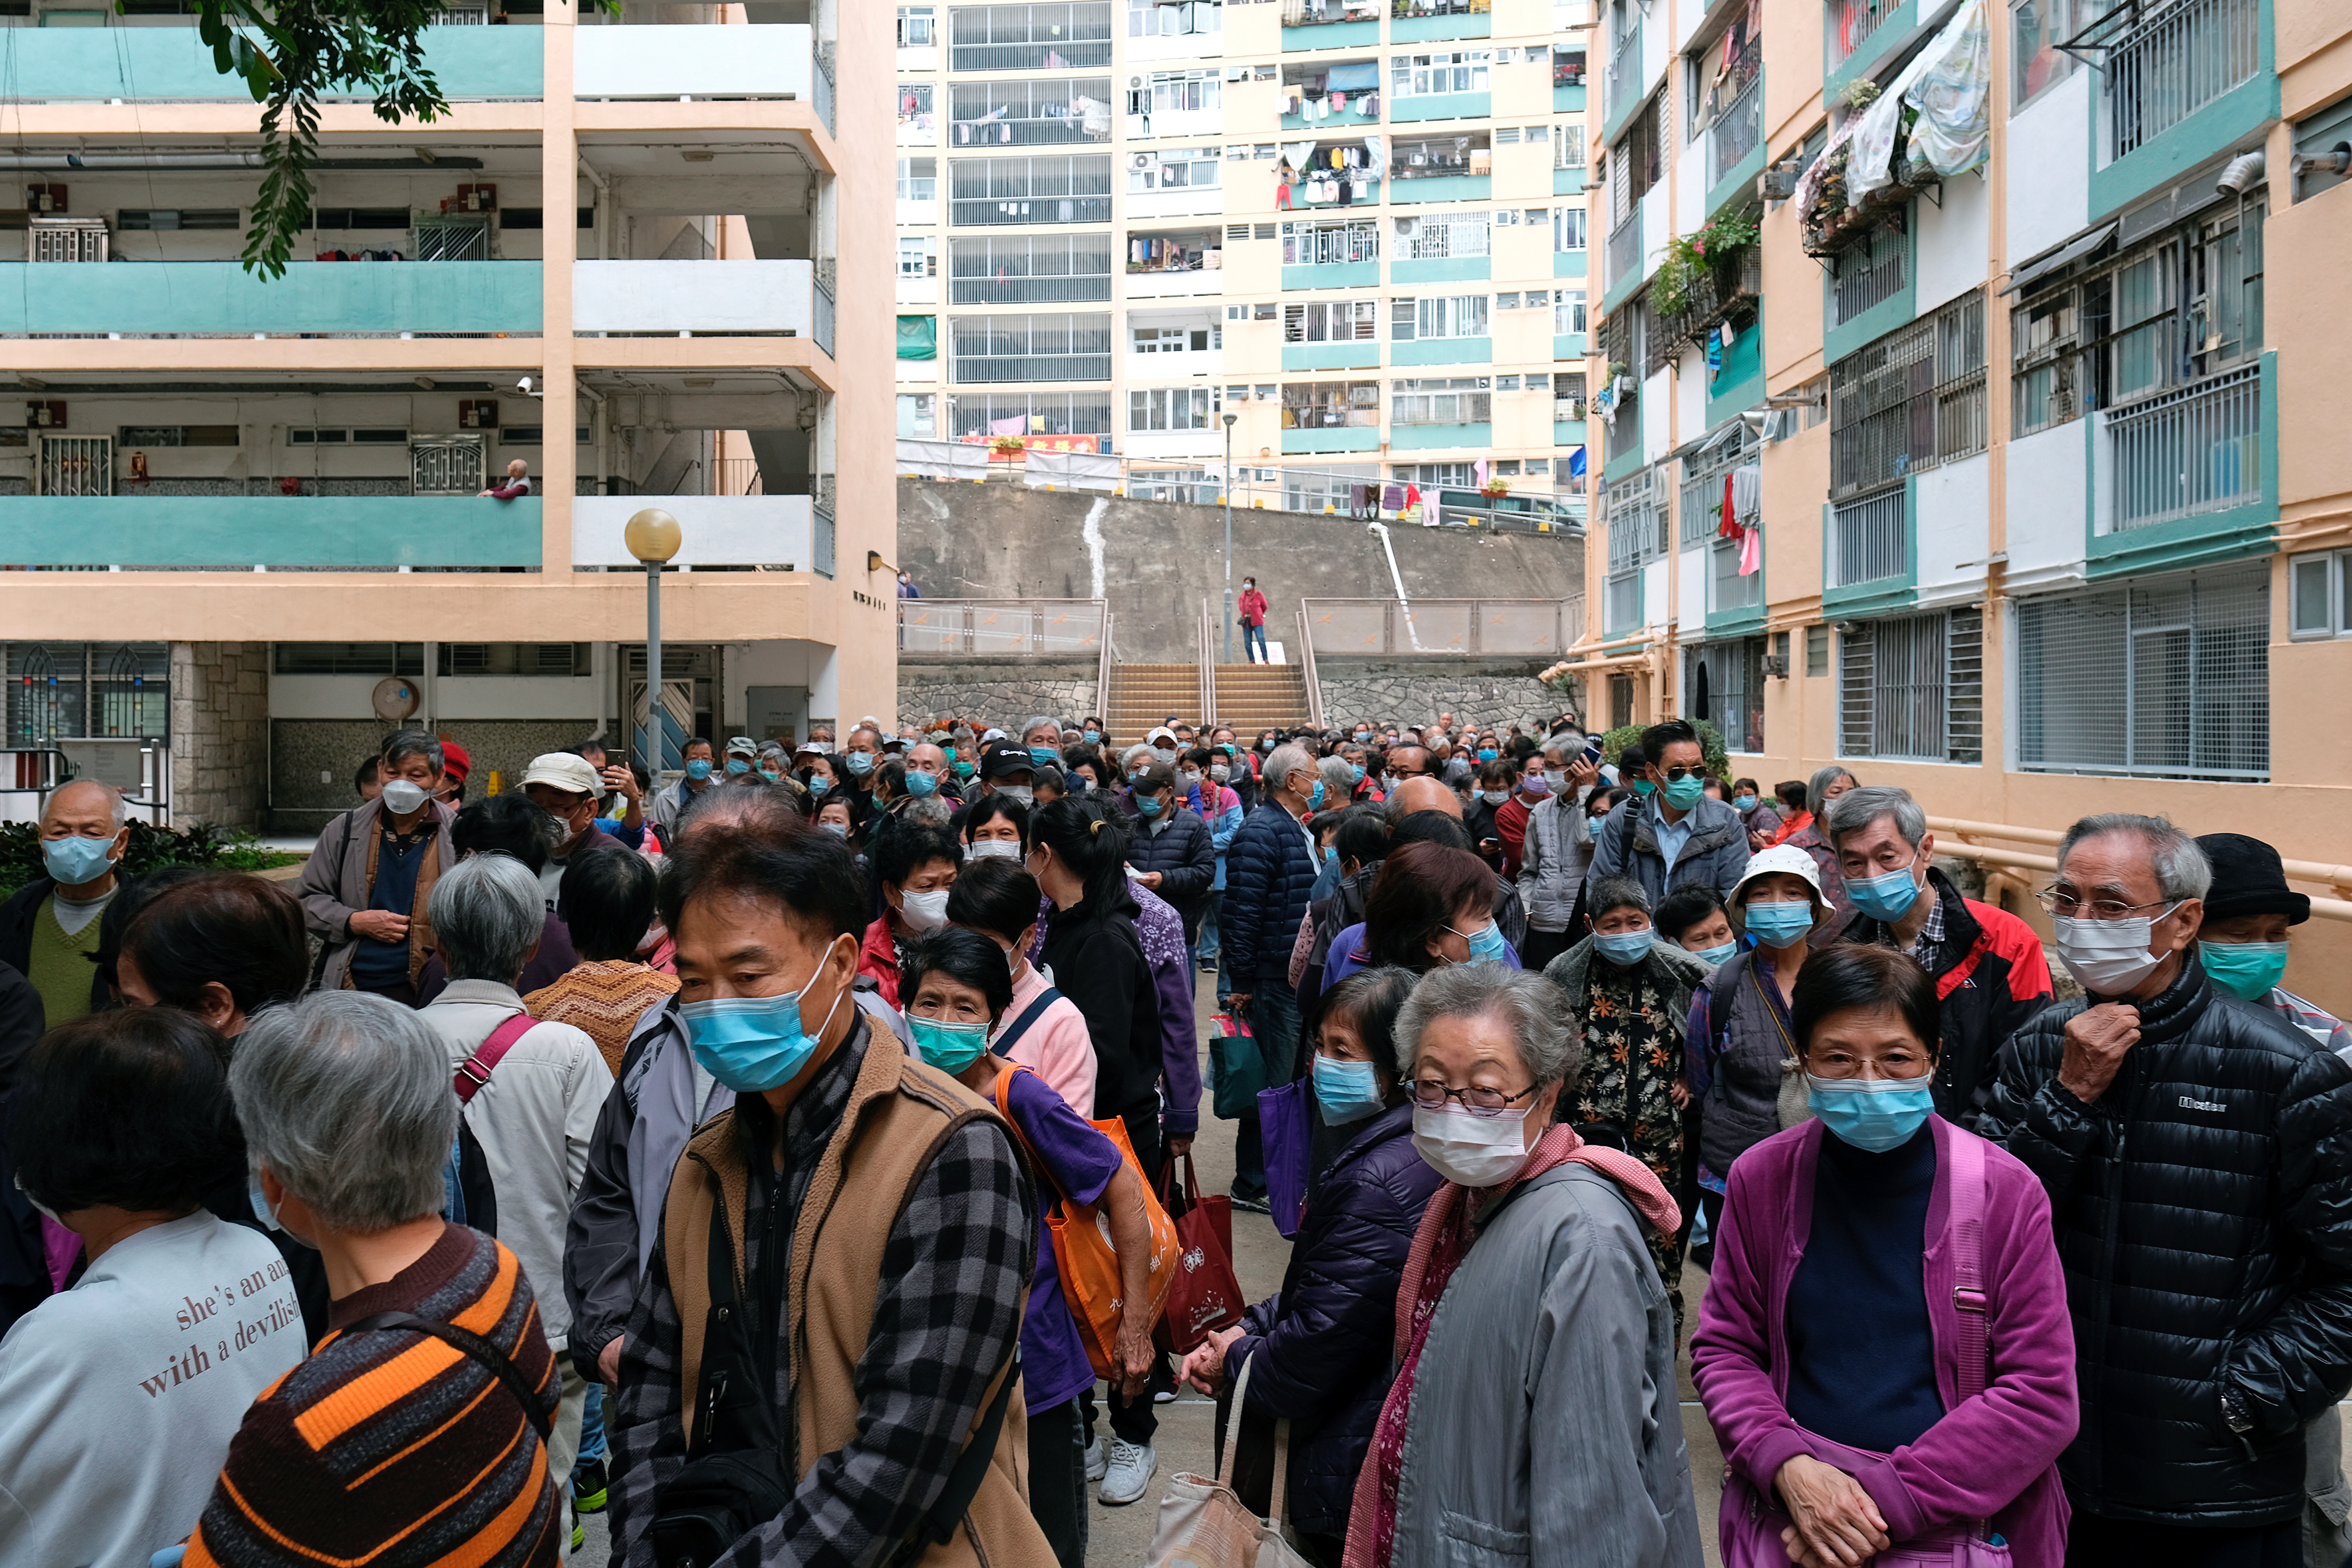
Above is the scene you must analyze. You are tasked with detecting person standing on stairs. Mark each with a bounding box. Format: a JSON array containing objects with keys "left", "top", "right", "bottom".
[{"left": 1240, "top": 575, "right": 1270, "bottom": 663}]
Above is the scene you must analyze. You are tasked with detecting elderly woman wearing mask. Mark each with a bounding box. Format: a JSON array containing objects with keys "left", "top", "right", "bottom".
[
  {"left": 1692, "top": 944, "right": 2076, "bottom": 1567},
  {"left": 1770, "top": 766, "right": 1855, "bottom": 926},
  {"left": 1341, "top": 964, "right": 1700, "bottom": 1568}
]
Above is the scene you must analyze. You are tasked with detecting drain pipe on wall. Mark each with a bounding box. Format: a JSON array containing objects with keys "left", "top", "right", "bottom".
[{"left": 1366, "top": 521, "right": 1424, "bottom": 652}]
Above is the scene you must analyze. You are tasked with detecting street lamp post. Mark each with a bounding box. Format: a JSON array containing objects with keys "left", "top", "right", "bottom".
[
  {"left": 1222, "top": 411, "right": 1238, "bottom": 664},
  {"left": 625, "top": 508, "right": 682, "bottom": 771}
]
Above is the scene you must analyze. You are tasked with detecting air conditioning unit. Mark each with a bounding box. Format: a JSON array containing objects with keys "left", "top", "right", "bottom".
[
  {"left": 1131, "top": 152, "right": 1156, "bottom": 170},
  {"left": 1394, "top": 215, "right": 1420, "bottom": 237},
  {"left": 1757, "top": 165, "right": 1799, "bottom": 201},
  {"left": 1129, "top": 75, "right": 1146, "bottom": 89}
]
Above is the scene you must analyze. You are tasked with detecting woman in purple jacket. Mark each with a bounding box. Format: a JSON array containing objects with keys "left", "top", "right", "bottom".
[{"left": 1691, "top": 945, "right": 2077, "bottom": 1568}]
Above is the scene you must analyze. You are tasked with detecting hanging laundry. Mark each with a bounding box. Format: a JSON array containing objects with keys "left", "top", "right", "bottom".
[
  {"left": 1738, "top": 521, "right": 1762, "bottom": 575},
  {"left": 1719, "top": 473, "right": 1740, "bottom": 539},
  {"left": 1729, "top": 462, "right": 1761, "bottom": 527},
  {"left": 990, "top": 416, "right": 1025, "bottom": 436},
  {"left": 1383, "top": 481, "right": 1406, "bottom": 511},
  {"left": 1331, "top": 91, "right": 1346, "bottom": 111}
]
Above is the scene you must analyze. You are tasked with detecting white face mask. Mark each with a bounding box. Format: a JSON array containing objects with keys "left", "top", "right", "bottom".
[
  {"left": 1411, "top": 1102, "right": 1536, "bottom": 1188},
  {"left": 380, "top": 778, "right": 430, "bottom": 816},
  {"left": 969, "top": 839, "right": 1023, "bottom": 860},
  {"left": 900, "top": 887, "right": 951, "bottom": 933},
  {"left": 996, "top": 785, "right": 1034, "bottom": 805},
  {"left": 2053, "top": 907, "right": 2179, "bottom": 996}
]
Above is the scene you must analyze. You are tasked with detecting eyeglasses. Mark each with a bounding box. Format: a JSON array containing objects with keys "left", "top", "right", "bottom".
[
  {"left": 1653, "top": 764, "right": 1701, "bottom": 782},
  {"left": 1407, "top": 1079, "right": 1539, "bottom": 1118},
  {"left": 2033, "top": 887, "right": 2179, "bottom": 921},
  {"left": 1807, "top": 1056, "right": 1933, "bottom": 1082}
]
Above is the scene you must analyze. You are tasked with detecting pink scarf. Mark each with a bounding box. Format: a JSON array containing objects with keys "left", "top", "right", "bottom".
[{"left": 1340, "top": 1124, "right": 1682, "bottom": 1568}]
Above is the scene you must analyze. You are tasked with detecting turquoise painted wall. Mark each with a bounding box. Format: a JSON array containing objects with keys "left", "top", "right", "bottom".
[
  {"left": 0, "top": 25, "right": 541, "bottom": 101},
  {"left": 1391, "top": 91, "right": 1491, "bottom": 123},
  {"left": 1392, "top": 255, "right": 1491, "bottom": 284},
  {"left": 1283, "top": 428, "right": 1381, "bottom": 454},
  {"left": 1705, "top": 309, "right": 1765, "bottom": 428},
  {"left": 1283, "top": 261, "right": 1380, "bottom": 289},
  {"left": 1390, "top": 174, "right": 1491, "bottom": 205},
  {"left": 1283, "top": 20, "right": 1378, "bottom": 49},
  {"left": 0, "top": 261, "right": 541, "bottom": 336},
  {"left": 1553, "top": 83, "right": 1587, "bottom": 114},
  {"left": 1392, "top": 335, "right": 1492, "bottom": 366},
  {"left": 1392, "top": 422, "right": 1493, "bottom": 450},
  {"left": 1553, "top": 251, "right": 1588, "bottom": 278},
  {"left": 1554, "top": 420, "right": 1586, "bottom": 445},
  {"left": 1553, "top": 167, "right": 1588, "bottom": 195},
  {"left": 1392, "top": 13, "right": 1491, "bottom": 42},
  {"left": 2, "top": 497, "right": 545, "bottom": 568},
  {"left": 1285, "top": 105, "right": 1385, "bottom": 131},
  {"left": 1283, "top": 341, "right": 1383, "bottom": 370},
  {"left": 2086, "top": 6, "right": 2278, "bottom": 220},
  {"left": 1554, "top": 332, "right": 1587, "bottom": 358},
  {"left": 2086, "top": 351, "right": 2280, "bottom": 578},
  {"left": 1824, "top": 0, "right": 1918, "bottom": 105}
]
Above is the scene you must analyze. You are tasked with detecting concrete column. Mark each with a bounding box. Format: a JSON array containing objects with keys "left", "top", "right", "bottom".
[
  {"left": 168, "top": 641, "right": 270, "bottom": 831},
  {"left": 539, "top": 16, "right": 580, "bottom": 575}
]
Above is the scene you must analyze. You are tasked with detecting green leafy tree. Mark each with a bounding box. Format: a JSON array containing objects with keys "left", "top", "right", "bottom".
[{"left": 1597, "top": 719, "right": 1731, "bottom": 782}]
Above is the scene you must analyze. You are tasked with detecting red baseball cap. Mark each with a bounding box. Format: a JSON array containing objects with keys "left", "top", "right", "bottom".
[{"left": 439, "top": 740, "right": 472, "bottom": 783}]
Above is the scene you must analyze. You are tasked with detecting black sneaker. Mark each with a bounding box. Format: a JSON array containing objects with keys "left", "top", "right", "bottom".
[
  {"left": 572, "top": 1457, "right": 609, "bottom": 1515},
  {"left": 1229, "top": 1192, "right": 1272, "bottom": 1215}
]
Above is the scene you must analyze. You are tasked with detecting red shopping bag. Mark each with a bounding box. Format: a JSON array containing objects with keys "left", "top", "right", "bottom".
[{"left": 1158, "top": 1152, "right": 1243, "bottom": 1352}]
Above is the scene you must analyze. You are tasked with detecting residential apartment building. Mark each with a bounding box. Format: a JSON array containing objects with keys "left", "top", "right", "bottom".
[
  {"left": 889, "top": 0, "right": 1597, "bottom": 516},
  {"left": 1568, "top": 0, "right": 2352, "bottom": 1006},
  {"left": 0, "top": 0, "right": 893, "bottom": 831}
]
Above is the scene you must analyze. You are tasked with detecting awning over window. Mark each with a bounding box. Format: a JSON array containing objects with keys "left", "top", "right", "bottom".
[
  {"left": 1325, "top": 62, "right": 1381, "bottom": 91},
  {"left": 896, "top": 315, "right": 937, "bottom": 360},
  {"left": 1999, "top": 222, "right": 2116, "bottom": 295}
]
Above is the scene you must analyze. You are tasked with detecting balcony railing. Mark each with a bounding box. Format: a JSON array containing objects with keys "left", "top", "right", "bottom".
[
  {"left": 1827, "top": 0, "right": 1896, "bottom": 70},
  {"left": 951, "top": 272, "right": 1115, "bottom": 305},
  {"left": 1710, "top": 535, "right": 1761, "bottom": 611},
  {"left": 0, "top": 260, "right": 537, "bottom": 338},
  {"left": 1831, "top": 222, "right": 1907, "bottom": 325},
  {"left": 898, "top": 599, "right": 1108, "bottom": 655},
  {"left": 1606, "top": 26, "right": 1641, "bottom": 117},
  {"left": 574, "top": 495, "right": 814, "bottom": 570},
  {"left": 572, "top": 260, "right": 818, "bottom": 340},
  {"left": 1831, "top": 487, "right": 1908, "bottom": 586},
  {"left": 1709, "top": 72, "right": 1763, "bottom": 186},
  {"left": 2106, "top": 0, "right": 2260, "bottom": 158},
  {"left": 1607, "top": 216, "right": 1641, "bottom": 291},
  {"left": 574, "top": 25, "right": 814, "bottom": 101},
  {"left": 1604, "top": 570, "right": 1642, "bottom": 632},
  {"left": 1301, "top": 598, "right": 1586, "bottom": 656},
  {"left": 2109, "top": 363, "right": 2263, "bottom": 531},
  {"left": 950, "top": 194, "right": 1115, "bottom": 227}
]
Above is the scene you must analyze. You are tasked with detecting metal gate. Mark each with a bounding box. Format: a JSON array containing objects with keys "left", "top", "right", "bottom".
[
  {"left": 413, "top": 219, "right": 491, "bottom": 262},
  {"left": 38, "top": 435, "right": 111, "bottom": 496},
  {"left": 411, "top": 434, "right": 486, "bottom": 496},
  {"left": 29, "top": 219, "right": 108, "bottom": 263}
]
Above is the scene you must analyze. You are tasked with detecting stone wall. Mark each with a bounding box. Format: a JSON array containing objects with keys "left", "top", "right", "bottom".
[
  {"left": 898, "top": 658, "right": 1100, "bottom": 729},
  {"left": 1315, "top": 658, "right": 1585, "bottom": 735},
  {"left": 169, "top": 642, "right": 270, "bottom": 831}
]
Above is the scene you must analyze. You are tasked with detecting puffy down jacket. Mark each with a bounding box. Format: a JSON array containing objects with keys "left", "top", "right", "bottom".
[
  {"left": 1222, "top": 802, "right": 1318, "bottom": 988},
  {"left": 1124, "top": 808, "right": 1217, "bottom": 941},
  {"left": 1980, "top": 958, "right": 2352, "bottom": 1527}
]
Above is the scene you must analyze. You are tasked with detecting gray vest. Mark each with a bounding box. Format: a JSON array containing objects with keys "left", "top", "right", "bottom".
[{"left": 1698, "top": 951, "right": 1797, "bottom": 1179}]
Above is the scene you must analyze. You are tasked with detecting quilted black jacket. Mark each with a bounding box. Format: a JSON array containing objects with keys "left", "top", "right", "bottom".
[
  {"left": 1223, "top": 802, "right": 1319, "bottom": 988},
  {"left": 1123, "top": 806, "right": 1216, "bottom": 941},
  {"left": 1980, "top": 958, "right": 2352, "bottom": 1526}
]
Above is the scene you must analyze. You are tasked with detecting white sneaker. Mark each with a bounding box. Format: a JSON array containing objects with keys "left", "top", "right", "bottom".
[
  {"left": 1084, "top": 1434, "right": 1107, "bottom": 1482},
  {"left": 1099, "top": 1439, "right": 1157, "bottom": 1506}
]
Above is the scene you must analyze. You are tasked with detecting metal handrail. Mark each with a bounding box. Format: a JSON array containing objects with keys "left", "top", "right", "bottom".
[
  {"left": 1927, "top": 816, "right": 2352, "bottom": 898},
  {"left": 1296, "top": 603, "right": 1326, "bottom": 728},
  {"left": 1096, "top": 608, "right": 1117, "bottom": 723},
  {"left": 1197, "top": 596, "right": 1216, "bottom": 724}
]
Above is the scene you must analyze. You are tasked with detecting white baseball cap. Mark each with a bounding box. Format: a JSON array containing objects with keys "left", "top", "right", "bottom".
[
  {"left": 1731, "top": 844, "right": 1833, "bottom": 914},
  {"left": 520, "top": 752, "right": 603, "bottom": 798}
]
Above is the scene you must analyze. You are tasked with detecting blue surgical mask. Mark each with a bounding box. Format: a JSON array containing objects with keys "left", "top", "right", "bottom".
[
  {"left": 248, "top": 1172, "right": 283, "bottom": 1232},
  {"left": 844, "top": 751, "right": 874, "bottom": 776},
  {"left": 1593, "top": 929, "right": 1655, "bottom": 967},
  {"left": 1084, "top": 729, "right": 1102, "bottom": 745},
  {"left": 906, "top": 769, "right": 940, "bottom": 798},
  {"left": 1732, "top": 795, "right": 1757, "bottom": 812},
  {"left": 910, "top": 1015, "right": 993, "bottom": 1074},
  {"left": 1807, "top": 1073, "right": 1936, "bottom": 1153},
  {"left": 726, "top": 757, "right": 752, "bottom": 775},
  {"left": 2199, "top": 940, "right": 2291, "bottom": 1002},
  {"left": 1029, "top": 746, "right": 1059, "bottom": 769},
  {"left": 1694, "top": 940, "right": 1739, "bottom": 966},
  {"left": 1322, "top": 844, "right": 1339, "bottom": 864},
  {"left": 1349, "top": 763, "right": 1366, "bottom": 784},
  {"left": 1743, "top": 899, "right": 1815, "bottom": 949},
  {"left": 1481, "top": 790, "right": 1510, "bottom": 807},
  {"left": 1477, "top": 748, "right": 1499, "bottom": 762},
  {"left": 1631, "top": 778, "right": 1656, "bottom": 798},
  {"left": 821, "top": 821, "right": 848, "bottom": 837},
  {"left": 1137, "top": 793, "right": 1164, "bottom": 817},
  {"left": 685, "top": 758, "right": 714, "bottom": 781},
  {"left": 1459, "top": 921, "right": 1511, "bottom": 965},
  {"left": 1308, "top": 779, "right": 1326, "bottom": 810},
  {"left": 1661, "top": 773, "right": 1705, "bottom": 811},
  {"left": 1846, "top": 854, "right": 1924, "bottom": 923},
  {"left": 680, "top": 962, "right": 849, "bottom": 1093},
  {"left": 41, "top": 834, "right": 115, "bottom": 887},
  {"left": 1313, "top": 1053, "right": 1386, "bottom": 1125},
  {"left": 1353, "top": 731, "right": 1370, "bottom": 743}
]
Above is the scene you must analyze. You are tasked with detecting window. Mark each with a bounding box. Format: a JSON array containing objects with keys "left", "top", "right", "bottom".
[
  {"left": 899, "top": 83, "right": 935, "bottom": 138},
  {"left": 897, "top": 5, "right": 935, "bottom": 46},
  {"left": 1128, "top": 153, "right": 1222, "bottom": 192},
  {"left": 1285, "top": 299, "right": 1379, "bottom": 341},
  {"left": 948, "top": 3, "right": 1115, "bottom": 71},
  {"left": 1498, "top": 294, "right": 1520, "bottom": 310},
  {"left": 1390, "top": 376, "right": 1493, "bottom": 425},
  {"left": 1829, "top": 290, "right": 1986, "bottom": 500},
  {"left": 497, "top": 426, "right": 590, "bottom": 446},
  {"left": 898, "top": 236, "right": 937, "bottom": 278},
  {"left": 896, "top": 157, "right": 938, "bottom": 204},
  {"left": 115, "top": 209, "right": 240, "bottom": 231},
  {"left": 947, "top": 313, "right": 1114, "bottom": 383},
  {"left": 117, "top": 425, "right": 238, "bottom": 446},
  {"left": 1392, "top": 295, "right": 1490, "bottom": 340},
  {"left": 2010, "top": 0, "right": 2081, "bottom": 109},
  {"left": 948, "top": 78, "right": 1115, "bottom": 145},
  {"left": 1132, "top": 321, "right": 1220, "bottom": 351},
  {"left": 2291, "top": 550, "right": 2352, "bottom": 639},
  {"left": 949, "top": 233, "right": 1115, "bottom": 304},
  {"left": 1281, "top": 381, "right": 1381, "bottom": 429},
  {"left": 1402, "top": 212, "right": 1490, "bottom": 259},
  {"left": 273, "top": 644, "right": 426, "bottom": 677},
  {"left": 439, "top": 644, "right": 592, "bottom": 678},
  {"left": 1553, "top": 205, "right": 1587, "bottom": 252},
  {"left": 1686, "top": 637, "right": 1767, "bottom": 752},
  {"left": 1129, "top": 386, "right": 1223, "bottom": 430},
  {"left": 1391, "top": 50, "right": 1492, "bottom": 96},
  {"left": 1394, "top": 463, "right": 1477, "bottom": 487},
  {"left": 1805, "top": 623, "right": 1829, "bottom": 675},
  {"left": 1496, "top": 127, "right": 1522, "bottom": 146},
  {"left": 1129, "top": 69, "right": 1221, "bottom": 117},
  {"left": 1554, "top": 290, "right": 1588, "bottom": 334},
  {"left": 1281, "top": 217, "right": 1379, "bottom": 265},
  {"left": 1828, "top": 218, "right": 1908, "bottom": 327},
  {"left": 1129, "top": 0, "right": 1221, "bottom": 34},
  {"left": 1555, "top": 125, "right": 1587, "bottom": 169},
  {"left": 1603, "top": 462, "right": 1667, "bottom": 572},
  {"left": 2014, "top": 566, "right": 2267, "bottom": 779},
  {"left": 946, "top": 391, "right": 1114, "bottom": 438},
  {"left": 949, "top": 154, "right": 1114, "bottom": 225},
  {"left": 1838, "top": 609, "right": 1985, "bottom": 763},
  {"left": 2010, "top": 283, "right": 2081, "bottom": 436}
]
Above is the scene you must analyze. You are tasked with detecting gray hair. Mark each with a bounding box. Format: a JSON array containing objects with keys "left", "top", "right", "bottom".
[
  {"left": 428, "top": 852, "right": 545, "bottom": 983},
  {"left": 902, "top": 795, "right": 954, "bottom": 829},
  {"left": 1586, "top": 873, "right": 1650, "bottom": 922},
  {"left": 1540, "top": 733, "right": 1582, "bottom": 763},
  {"left": 383, "top": 729, "right": 445, "bottom": 775},
  {"left": 1022, "top": 715, "right": 1064, "bottom": 744},
  {"left": 1394, "top": 964, "right": 1582, "bottom": 1091},
  {"left": 1316, "top": 755, "right": 1354, "bottom": 798},
  {"left": 1263, "top": 741, "right": 1316, "bottom": 794},
  {"left": 1806, "top": 764, "right": 1856, "bottom": 819},
  {"left": 45, "top": 777, "right": 129, "bottom": 829},
  {"left": 1824, "top": 785, "right": 1925, "bottom": 850},
  {"left": 1120, "top": 743, "right": 1157, "bottom": 770},
  {"left": 229, "top": 991, "right": 458, "bottom": 1232},
  {"left": 2059, "top": 813, "right": 2213, "bottom": 903}
]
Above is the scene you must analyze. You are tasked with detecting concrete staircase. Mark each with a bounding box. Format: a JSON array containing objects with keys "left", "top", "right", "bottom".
[
  {"left": 1210, "top": 662, "right": 1313, "bottom": 732},
  {"left": 1105, "top": 663, "right": 1200, "bottom": 743}
]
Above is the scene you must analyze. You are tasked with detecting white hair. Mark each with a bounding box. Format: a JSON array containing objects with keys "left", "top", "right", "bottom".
[
  {"left": 1262, "top": 742, "right": 1316, "bottom": 794},
  {"left": 45, "top": 777, "right": 128, "bottom": 829},
  {"left": 1394, "top": 964, "right": 1582, "bottom": 1089},
  {"left": 428, "top": 852, "right": 546, "bottom": 983}
]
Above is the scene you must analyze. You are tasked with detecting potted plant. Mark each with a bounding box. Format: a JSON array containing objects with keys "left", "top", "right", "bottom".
[
  {"left": 990, "top": 435, "right": 1026, "bottom": 458},
  {"left": 1480, "top": 477, "right": 1510, "bottom": 500}
]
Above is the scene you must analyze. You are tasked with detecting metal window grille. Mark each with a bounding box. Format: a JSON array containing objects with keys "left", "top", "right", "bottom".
[
  {"left": 948, "top": 312, "right": 1115, "bottom": 383},
  {"left": 1827, "top": 0, "right": 1896, "bottom": 68},
  {"left": 28, "top": 220, "right": 108, "bottom": 263},
  {"left": 1805, "top": 623, "right": 1829, "bottom": 674},
  {"left": 37, "top": 436, "right": 111, "bottom": 497},
  {"left": 4, "top": 642, "right": 168, "bottom": 742},
  {"left": 414, "top": 219, "right": 490, "bottom": 262},
  {"left": 1830, "top": 219, "right": 1907, "bottom": 325},
  {"left": 1679, "top": 422, "right": 1760, "bottom": 544},
  {"left": 1829, "top": 290, "right": 1986, "bottom": 499},
  {"left": 949, "top": 155, "right": 1115, "bottom": 226},
  {"left": 948, "top": 2, "right": 1114, "bottom": 70},
  {"left": 1838, "top": 609, "right": 1980, "bottom": 761},
  {"left": 2108, "top": 362, "right": 2263, "bottom": 530},
  {"left": 1603, "top": 463, "right": 1667, "bottom": 571},
  {"left": 1285, "top": 300, "right": 1380, "bottom": 342},
  {"left": 1685, "top": 636, "right": 1765, "bottom": 751},
  {"left": 2107, "top": 0, "right": 2260, "bottom": 159},
  {"left": 1710, "top": 535, "right": 1762, "bottom": 612},
  {"left": 1282, "top": 218, "right": 1380, "bottom": 265},
  {"left": 1830, "top": 487, "right": 1907, "bottom": 587},
  {"left": 1405, "top": 212, "right": 1491, "bottom": 260},
  {"left": 2015, "top": 565, "right": 2267, "bottom": 779},
  {"left": 1605, "top": 570, "right": 1643, "bottom": 632},
  {"left": 411, "top": 435, "right": 485, "bottom": 496},
  {"left": 948, "top": 234, "right": 1115, "bottom": 305},
  {"left": 948, "top": 77, "right": 1115, "bottom": 145},
  {"left": 946, "top": 391, "right": 1114, "bottom": 437}
]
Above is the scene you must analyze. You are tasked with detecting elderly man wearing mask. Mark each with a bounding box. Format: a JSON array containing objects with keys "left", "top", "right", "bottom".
[
  {"left": 520, "top": 752, "right": 631, "bottom": 919},
  {"left": 296, "top": 731, "right": 455, "bottom": 1005},
  {"left": 1983, "top": 815, "right": 2352, "bottom": 1568},
  {"left": 1, "top": 777, "right": 132, "bottom": 1030}
]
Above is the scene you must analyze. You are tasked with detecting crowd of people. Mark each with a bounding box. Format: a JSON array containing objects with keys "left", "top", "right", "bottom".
[{"left": 2, "top": 706, "right": 2350, "bottom": 1568}]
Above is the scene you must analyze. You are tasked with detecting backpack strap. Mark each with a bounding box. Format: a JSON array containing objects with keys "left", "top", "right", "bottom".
[
  {"left": 341, "top": 1310, "right": 553, "bottom": 1442},
  {"left": 990, "top": 987, "right": 1066, "bottom": 1060},
  {"left": 1949, "top": 1129, "right": 1990, "bottom": 1403},
  {"left": 454, "top": 1013, "right": 537, "bottom": 1105}
]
